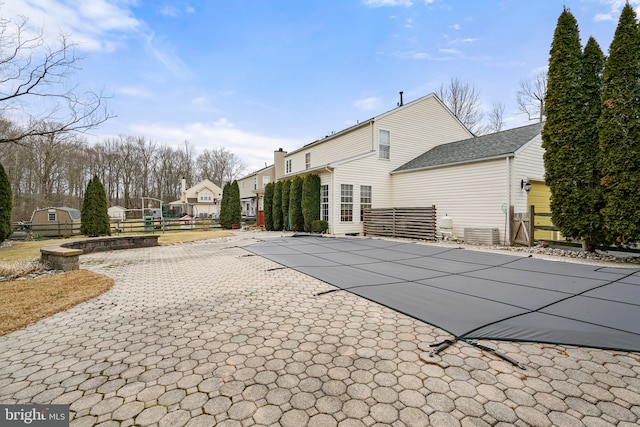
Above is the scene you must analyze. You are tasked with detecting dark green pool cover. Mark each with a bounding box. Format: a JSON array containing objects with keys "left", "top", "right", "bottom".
[{"left": 247, "top": 235, "right": 640, "bottom": 353}]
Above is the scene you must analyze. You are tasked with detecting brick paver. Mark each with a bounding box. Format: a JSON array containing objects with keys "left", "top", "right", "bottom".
[{"left": 0, "top": 232, "right": 639, "bottom": 426}]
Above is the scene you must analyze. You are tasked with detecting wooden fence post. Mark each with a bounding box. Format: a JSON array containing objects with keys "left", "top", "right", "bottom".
[{"left": 528, "top": 204, "right": 535, "bottom": 247}]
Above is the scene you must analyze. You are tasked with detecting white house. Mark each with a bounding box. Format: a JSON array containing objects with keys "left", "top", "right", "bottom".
[
  {"left": 247, "top": 93, "right": 548, "bottom": 243},
  {"left": 238, "top": 149, "right": 286, "bottom": 225},
  {"left": 278, "top": 93, "right": 473, "bottom": 235},
  {"left": 391, "top": 122, "right": 546, "bottom": 244},
  {"left": 168, "top": 178, "right": 223, "bottom": 218}
]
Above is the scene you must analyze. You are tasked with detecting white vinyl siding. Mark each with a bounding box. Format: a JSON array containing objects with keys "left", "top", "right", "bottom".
[
  {"left": 379, "top": 130, "right": 390, "bottom": 160},
  {"left": 283, "top": 94, "right": 473, "bottom": 235},
  {"left": 392, "top": 159, "right": 509, "bottom": 243},
  {"left": 512, "top": 134, "right": 546, "bottom": 213},
  {"left": 285, "top": 125, "right": 372, "bottom": 175}
]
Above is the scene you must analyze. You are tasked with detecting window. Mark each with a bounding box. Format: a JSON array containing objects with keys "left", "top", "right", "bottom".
[
  {"left": 253, "top": 177, "right": 257, "bottom": 190},
  {"left": 199, "top": 192, "right": 212, "bottom": 202},
  {"left": 305, "top": 153, "right": 311, "bottom": 169},
  {"left": 48, "top": 211, "right": 57, "bottom": 221},
  {"left": 285, "top": 159, "right": 292, "bottom": 174},
  {"left": 262, "top": 176, "right": 270, "bottom": 187},
  {"left": 360, "top": 185, "right": 372, "bottom": 221},
  {"left": 379, "top": 129, "right": 390, "bottom": 160},
  {"left": 321, "top": 185, "right": 329, "bottom": 222},
  {"left": 341, "top": 184, "right": 353, "bottom": 222}
]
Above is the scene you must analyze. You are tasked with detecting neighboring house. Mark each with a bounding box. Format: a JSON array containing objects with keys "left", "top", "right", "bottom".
[
  {"left": 168, "top": 178, "right": 223, "bottom": 218},
  {"left": 391, "top": 122, "right": 546, "bottom": 244},
  {"left": 278, "top": 93, "right": 473, "bottom": 235},
  {"left": 107, "top": 205, "right": 127, "bottom": 222},
  {"left": 238, "top": 148, "right": 286, "bottom": 225},
  {"left": 30, "top": 207, "right": 81, "bottom": 237}
]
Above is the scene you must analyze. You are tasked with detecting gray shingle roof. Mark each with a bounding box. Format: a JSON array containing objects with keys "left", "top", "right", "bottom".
[{"left": 393, "top": 122, "right": 544, "bottom": 173}]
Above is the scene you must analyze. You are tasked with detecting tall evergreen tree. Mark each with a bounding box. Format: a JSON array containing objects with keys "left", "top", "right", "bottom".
[
  {"left": 264, "top": 182, "right": 274, "bottom": 231},
  {"left": 302, "top": 174, "right": 321, "bottom": 232},
  {"left": 219, "top": 181, "right": 231, "bottom": 228},
  {"left": 598, "top": 3, "right": 640, "bottom": 244},
  {"left": 0, "top": 162, "right": 13, "bottom": 243},
  {"left": 272, "top": 181, "right": 283, "bottom": 230},
  {"left": 542, "top": 8, "right": 599, "bottom": 250},
  {"left": 575, "top": 37, "right": 606, "bottom": 249},
  {"left": 281, "top": 180, "right": 291, "bottom": 231},
  {"left": 81, "top": 175, "right": 111, "bottom": 236},
  {"left": 289, "top": 176, "right": 304, "bottom": 232},
  {"left": 230, "top": 180, "right": 242, "bottom": 227}
]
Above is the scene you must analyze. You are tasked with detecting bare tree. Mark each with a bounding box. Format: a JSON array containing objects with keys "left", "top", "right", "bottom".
[
  {"left": 517, "top": 71, "right": 547, "bottom": 122},
  {"left": 479, "top": 102, "right": 506, "bottom": 135},
  {"left": 0, "top": 14, "right": 112, "bottom": 145},
  {"left": 196, "top": 147, "right": 246, "bottom": 188},
  {"left": 437, "top": 78, "right": 484, "bottom": 134}
]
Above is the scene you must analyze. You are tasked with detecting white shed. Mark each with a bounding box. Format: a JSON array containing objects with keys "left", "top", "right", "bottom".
[{"left": 108, "top": 205, "right": 127, "bottom": 222}]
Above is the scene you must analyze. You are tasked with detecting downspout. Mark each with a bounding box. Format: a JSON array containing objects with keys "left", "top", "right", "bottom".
[
  {"left": 370, "top": 121, "right": 374, "bottom": 151},
  {"left": 505, "top": 157, "right": 511, "bottom": 245}
]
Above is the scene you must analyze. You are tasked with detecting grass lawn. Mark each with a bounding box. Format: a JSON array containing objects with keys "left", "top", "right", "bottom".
[{"left": 0, "top": 230, "right": 234, "bottom": 336}]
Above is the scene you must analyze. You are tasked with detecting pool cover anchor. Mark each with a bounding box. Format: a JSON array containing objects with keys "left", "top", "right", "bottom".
[
  {"left": 428, "top": 339, "right": 526, "bottom": 370},
  {"left": 464, "top": 339, "right": 527, "bottom": 370},
  {"left": 428, "top": 339, "right": 457, "bottom": 357}
]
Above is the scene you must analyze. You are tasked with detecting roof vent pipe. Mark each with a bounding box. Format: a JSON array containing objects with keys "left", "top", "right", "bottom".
[{"left": 398, "top": 91, "right": 404, "bottom": 107}]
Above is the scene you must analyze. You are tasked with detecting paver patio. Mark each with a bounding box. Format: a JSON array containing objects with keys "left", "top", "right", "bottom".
[{"left": 0, "top": 232, "right": 639, "bottom": 426}]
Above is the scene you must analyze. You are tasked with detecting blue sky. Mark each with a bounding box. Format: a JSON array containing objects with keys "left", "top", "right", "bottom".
[{"left": 4, "top": 0, "right": 638, "bottom": 173}]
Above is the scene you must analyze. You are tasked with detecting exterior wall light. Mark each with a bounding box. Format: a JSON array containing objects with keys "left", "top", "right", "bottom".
[{"left": 521, "top": 179, "right": 532, "bottom": 193}]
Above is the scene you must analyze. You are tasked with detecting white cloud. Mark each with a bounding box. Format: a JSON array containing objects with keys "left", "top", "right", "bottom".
[
  {"left": 143, "top": 32, "right": 194, "bottom": 79},
  {"left": 160, "top": 5, "right": 180, "bottom": 17},
  {"left": 191, "top": 96, "right": 209, "bottom": 105},
  {"left": 362, "top": 0, "right": 413, "bottom": 7},
  {"left": 450, "top": 24, "right": 461, "bottom": 30},
  {"left": 4, "top": 0, "right": 140, "bottom": 52},
  {"left": 117, "top": 86, "right": 153, "bottom": 98},
  {"left": 4, "top": 1, "right": 191, "bottom": 77},
  {"left": 354, "top": 97, "right": 383, "bottom": 111},
  {"left": 439, "top": 48, "right": 459, "bottom": 54},
  {"left": 594, "top": 0, "right": 640, "bottom": 21},
  {"left": 594, "top": 12, "right": 614, "bottom": 21},
  {"left": 404, "top": 18, "right": 413, "bottom": 29}
]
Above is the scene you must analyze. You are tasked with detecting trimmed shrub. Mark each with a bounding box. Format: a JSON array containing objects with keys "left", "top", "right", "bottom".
[
  {"left": 302, "top": 174, "right": 321, "bottom": 232},
  {"left": 229, "top": 180, "right": 242, "bottom": 227},
  {"left": 81, "top": 175, "right": 111, "bottom": 237},
  {"left": 289, "top": 176, "right": 304, "bottom": 232},
  {"left": 264, "top": 182, "right": 274, "bottom": 231},
  {"left": 219, "top": 182, "right": 231, "bottom": 228},
  {"left": 272, "top": 181, "right": 283, "bottom": 230},
  {"left": 311, "top": 220, "right": 328, "bottom": 234},
  {"left": 281, "top": 180, "right": 291, "bottom": 230},
  {"left": 0, "top": 162, "right": 12, "bottom": 243}
]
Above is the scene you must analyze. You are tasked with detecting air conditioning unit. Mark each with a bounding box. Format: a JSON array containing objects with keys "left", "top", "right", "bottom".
[{"left": 463, "top": 228, "right": 500, "bottom": 245}]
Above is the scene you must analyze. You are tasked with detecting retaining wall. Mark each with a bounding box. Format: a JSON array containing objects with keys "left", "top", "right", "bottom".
[{"left": 40, "top": 235, "right": 160, "bottom": 271}]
